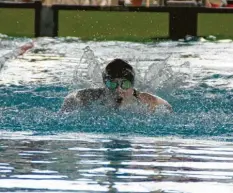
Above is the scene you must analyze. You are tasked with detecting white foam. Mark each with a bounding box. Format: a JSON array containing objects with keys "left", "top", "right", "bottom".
[{"left": 0, "top": 38, "right": 233, "bottom": 90}]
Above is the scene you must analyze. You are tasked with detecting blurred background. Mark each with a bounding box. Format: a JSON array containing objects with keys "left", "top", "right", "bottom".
[{"left": 1, "top": 0, "right": 231, "bottom": 8}]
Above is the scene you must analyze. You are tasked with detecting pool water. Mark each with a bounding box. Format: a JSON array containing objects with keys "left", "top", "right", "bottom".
[{"left": 0, "top": 36, "right": 233, "bottom": 192}]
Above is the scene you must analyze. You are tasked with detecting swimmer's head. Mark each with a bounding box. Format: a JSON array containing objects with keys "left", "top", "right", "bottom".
[{"left": 102, "top": 59, "right": 135, "bottom": 85}]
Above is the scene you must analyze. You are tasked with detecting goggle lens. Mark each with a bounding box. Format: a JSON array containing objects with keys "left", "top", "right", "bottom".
[
  {"left": 105, "top": 80, "right": 132, "bottom": 90},
  {"left": 106, "top": 81, "right": 118, "bottom": 90},
  {"left": 121, "top": 80, "right": 132, "bottom": 89}
]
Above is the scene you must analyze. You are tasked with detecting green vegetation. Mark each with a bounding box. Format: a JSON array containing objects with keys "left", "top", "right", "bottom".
[{"left": 0, "top": 8, "right": 233, "bottom": 41}]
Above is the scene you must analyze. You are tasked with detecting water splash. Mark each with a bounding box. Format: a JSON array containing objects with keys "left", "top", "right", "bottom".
[
  {"left": 0, "top": 35, "right": 33, "bottom": 71},
  {"left": 73, "top": 46, "right": 105, "bottom": 89},
  {"left": 71, "top": 46, "right": 192, "bottom": 94},
  {"left": 143, "top": 57, "right": 193, "bottom": 94}
]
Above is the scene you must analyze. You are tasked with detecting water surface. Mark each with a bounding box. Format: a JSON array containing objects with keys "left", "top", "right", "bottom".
[{"left": 0, "top": 36, "right": 233, "bottom": 192}]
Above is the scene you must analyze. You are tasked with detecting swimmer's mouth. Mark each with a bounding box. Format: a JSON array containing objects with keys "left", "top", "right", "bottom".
[{"left": 116, "top": 97, "right": 123, "bottom": 103}]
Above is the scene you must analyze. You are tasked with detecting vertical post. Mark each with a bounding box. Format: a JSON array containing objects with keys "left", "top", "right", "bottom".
[
  {"left": 39, "top": 5, "right": 56, "bottom": 37},
  {"left": 169, "top": 8, "right": 198, "bottom": 40},
  {"left": 118, "top": 0, "right": 125, "bottom": 5},
  {"left": 53, "top": 7, "right": 59, "bottom": 37},
  {"left": 159, "top": 0, "right": 164, "bottom": 6},
  {"left": 34, "top": 1, "right": 42, "bottom": 37}
]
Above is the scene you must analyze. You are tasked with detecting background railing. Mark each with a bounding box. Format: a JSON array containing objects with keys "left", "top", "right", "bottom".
[{"left": 51, "top": 4, "right": 233, "bottom": 39}]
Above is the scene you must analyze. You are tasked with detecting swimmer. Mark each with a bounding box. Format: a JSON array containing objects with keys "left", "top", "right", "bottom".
[{"left": 60, "top": 58, "right": 172, "bottom": 113}]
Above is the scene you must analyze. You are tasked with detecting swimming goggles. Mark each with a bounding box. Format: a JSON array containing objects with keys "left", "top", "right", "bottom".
[{"left": 105, "top": 79, "right": 132, "bottom": 90}]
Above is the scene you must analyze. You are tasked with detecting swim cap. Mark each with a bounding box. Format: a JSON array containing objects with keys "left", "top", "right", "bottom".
[{"left": 102, "top": 59, "right": 135, "bottom": 84}]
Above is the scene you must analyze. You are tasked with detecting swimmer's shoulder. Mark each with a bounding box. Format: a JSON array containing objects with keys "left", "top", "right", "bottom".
[
  {"left": 136, "top": 90, "right": 172, "bottom": 112},
  {"left": 60, "top": 88, "right": 106, "bottom": 113},
  {"left": 76, "top": 87, "right": 106, "bottom": 100}
]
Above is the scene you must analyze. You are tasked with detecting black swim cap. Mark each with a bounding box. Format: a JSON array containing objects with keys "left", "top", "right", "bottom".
[{"left": 102, "top": 59, "right": 135, "bottom": 84}]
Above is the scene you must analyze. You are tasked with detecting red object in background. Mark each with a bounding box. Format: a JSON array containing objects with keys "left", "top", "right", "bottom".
[
  {"left": 210, "top": 3, "right": 220, "bottom": 7},
  {"left": 130, "top": 0, "right": 143, "bottom": 6},
  {"left": 227, "top": 0, "right": 233, "bottom": 7}
]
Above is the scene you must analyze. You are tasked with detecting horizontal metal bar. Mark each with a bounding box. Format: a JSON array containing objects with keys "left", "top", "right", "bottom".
[
  {"left": 51, "top": 5, "right": 233, "bottom": 14},
  {"left": 52, "top": 5, "right": 170, "bottom": 12},
  {"left": 0, "top": 2, "right": 39, "bottom": 9},
  {"left": 197, "top": 7, "right": 233, "bottom": 13}
]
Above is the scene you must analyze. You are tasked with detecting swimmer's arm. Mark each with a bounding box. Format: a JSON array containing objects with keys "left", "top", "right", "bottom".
[
  {"left": 138, "top": 92, "right": 173, "bottom": 112},
  {"left": 60, "top": 93, "right": 82, "bottom": 113},
  {"left": 59, "top": 88, "right": 104, "bottom": 113},
  {"left": 155, "top": 95, "right": 173, "bottom": 112}
]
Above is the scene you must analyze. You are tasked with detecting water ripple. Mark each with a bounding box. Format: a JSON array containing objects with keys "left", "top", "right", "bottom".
[{"left": 0, "top": 133, "right": 233, "bottom": 192}]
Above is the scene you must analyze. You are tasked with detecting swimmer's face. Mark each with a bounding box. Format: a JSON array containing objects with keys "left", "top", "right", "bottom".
[{"left": 104, "top": 78, "right": 134, "bottom": 98}]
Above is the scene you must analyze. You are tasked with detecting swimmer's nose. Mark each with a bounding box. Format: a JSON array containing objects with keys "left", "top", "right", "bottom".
[
  {"left": 114, "top": 87, "right": 123, "bottom": 97},
  {"left": 116, "top": 86, "right": 123, "bottom": 93}
]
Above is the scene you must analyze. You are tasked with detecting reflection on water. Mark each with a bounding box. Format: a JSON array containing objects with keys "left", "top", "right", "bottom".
[{"left": 0, "top": 133, "right": 233, "bottom": 193}]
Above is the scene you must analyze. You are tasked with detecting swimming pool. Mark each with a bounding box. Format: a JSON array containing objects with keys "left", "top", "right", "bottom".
[{"left": 0, "top": 36, "right": 233, "bottom": 192}]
